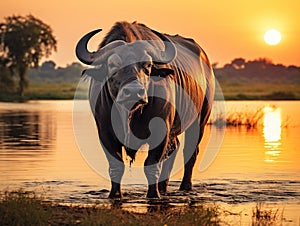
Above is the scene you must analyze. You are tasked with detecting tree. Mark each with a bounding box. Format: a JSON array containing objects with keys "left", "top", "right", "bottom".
[
  {"left": 231, "top": 58, "right": 245, "bottom": 69},
  {"left": 0, "top": 56, "right": 15, "bottom": 92},
  {"left": 0, "top": 14, "right": 57, "bottom": 97},
  {"left": 41, "top": 60, "right": 56, "bottom": 72}
]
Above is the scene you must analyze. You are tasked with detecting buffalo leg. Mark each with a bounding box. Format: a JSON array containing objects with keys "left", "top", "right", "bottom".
[
  {"left": 106, "top": 149, "right": 125, "bottom": 198},
  {"left": 144, "top": 138, "right": 168, "bottom": 198},
  {"left": 158, "top": 137, "right": 180, "bottom": 194},
  {"left": 97, "top": 115, "right": 125, "bottom": 198},
  {"left": 180, "top": 121, "right": 204, "bottom": 191},
  {"left": 180, "top": 93, "right": 213, "bottom": 191}
]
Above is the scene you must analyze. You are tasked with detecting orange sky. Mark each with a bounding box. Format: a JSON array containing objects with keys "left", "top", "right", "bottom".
[{"left": 1, "top": 0, "right": 300, "bottom": 67}]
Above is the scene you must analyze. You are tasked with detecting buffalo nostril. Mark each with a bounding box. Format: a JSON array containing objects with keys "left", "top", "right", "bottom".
[
  {"left": 137, "top": 88, "right": 145, "bottom": 98},
  {"left": 123, "top": 88, "right": 131, "bottom": 97}
]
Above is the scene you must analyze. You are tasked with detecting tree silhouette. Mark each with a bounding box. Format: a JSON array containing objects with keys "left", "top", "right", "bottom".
[
  {"left": 0, "top": 56, "right": 15, "bottom": 92},
  {"left": 231, "top": 58, "right": 245, "bottom": 69},
  {"left": 0, "top": 14, "right": 57, "bottom": 97},
  {"left": 41, "top": 60, "right": 56, "bottom": 72},
  {"left": 215, "top": 57, "right": 300, "bottom": 84}
]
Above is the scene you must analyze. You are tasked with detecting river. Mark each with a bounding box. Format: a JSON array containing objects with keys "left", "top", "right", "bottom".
[{"left": 0, "top": 100, "right": 299, "bottom": 224}]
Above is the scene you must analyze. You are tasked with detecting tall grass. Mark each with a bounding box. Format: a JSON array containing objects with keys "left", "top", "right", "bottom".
[
  {"left": 209, "top": 107, "right": 265, "bottom": 129},
  {"left": 0, "top": 190, "right": 221, "bottom": 225},
  {"left": 0, "top": 191, "right": 289, "bottom": 225},
  {"left": 0, "top": 190, "right": 50, "bottom": 225},
  {"left": 252, "top": 203, "right": 284, "bottom": 225}
]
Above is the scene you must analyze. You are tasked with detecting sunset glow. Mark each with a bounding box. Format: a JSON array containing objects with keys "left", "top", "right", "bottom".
[
  {"left": 263, "top": 106, "right": 282, "bottom": 143},
  {"left": 264, "top": 29, "right": 282, "bottom": 46},
  {"left": 0, "top": 0, "right": 299, "bottom": 67},
  {"left": 263, "top": 106, "right": 282, "bottom": 163}
]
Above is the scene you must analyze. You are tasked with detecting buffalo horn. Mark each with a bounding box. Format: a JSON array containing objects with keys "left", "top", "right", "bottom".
[{"left": 76, "top": 29, "right": 126, "bottom": 65}]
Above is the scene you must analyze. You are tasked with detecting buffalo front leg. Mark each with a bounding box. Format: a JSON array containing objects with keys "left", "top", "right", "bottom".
[
  {"left": 144, "top": 157, "right": 162, "bottom": 198},
  {"left": 144, "top": 139, "right": 168, "bottom": 198},
  {"left": 105, "top": 149, "right": 125, "bottom": 199},
  {"left": 158, "top": 137, "right": 180, "bottom": 194}
]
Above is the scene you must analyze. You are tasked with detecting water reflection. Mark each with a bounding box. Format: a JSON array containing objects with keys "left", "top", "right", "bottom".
[
  {"left": 0, "top": 111, "right": 56, "bottom": 150},
  {"left": 1, "top": 100, "right": 300, "bottom": 219},
  {"left": 263, "top": 106, "right": 282, "bottom": 162}
]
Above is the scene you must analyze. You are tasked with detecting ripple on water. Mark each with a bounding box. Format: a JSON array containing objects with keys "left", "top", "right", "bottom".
[{"left": 19, "top": 179, "right": 300, "bottom": 206}]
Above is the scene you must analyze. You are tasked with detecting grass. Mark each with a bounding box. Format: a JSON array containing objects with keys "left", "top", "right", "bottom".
[
  {"left": 0, "top": 191, "right": 221, "bottom": 226},
  {"left": 0, "top": 191, "right": 49, "bottom": 225},
  {"left": 0, "top": 82, "right": 79, "bottom": 102},
  {"left": 209, "top": 104, "right": 290, "bottom": 129},
  {"left": 216, "top": 82, "right": 300, "bottom": 100},
  {"left": 1, "top": 80, "right": 300, "bottom": 102},
  {"left": 252, "top": 203, "right": 284, "bottom": 226},
  {"left": 209, "top": 107, "right": 265, "bottom": 128},
  {"left": 26, "top": 82, "right": 78, "bottom": 100},
  {"left": 0, "top": 191, "right": 289, "bottom": 225}
]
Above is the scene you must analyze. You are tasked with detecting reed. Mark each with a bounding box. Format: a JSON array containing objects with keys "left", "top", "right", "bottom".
[
  {"left": 209, "top": 107, "right": 264, "bottom": 128},
  {"left": 252, "top": 203, "right": 284, "bottom": 225}
]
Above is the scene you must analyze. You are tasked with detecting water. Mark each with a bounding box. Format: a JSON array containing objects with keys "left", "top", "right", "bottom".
[{"left": 0, "top": 100, "right": 299, "bottom": 224}]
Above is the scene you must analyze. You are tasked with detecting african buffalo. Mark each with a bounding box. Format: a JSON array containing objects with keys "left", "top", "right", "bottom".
[{"left": 75, "top": 21, "right": 215, "bottom": 198}]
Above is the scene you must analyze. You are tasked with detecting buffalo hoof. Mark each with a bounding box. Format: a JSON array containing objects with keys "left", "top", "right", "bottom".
[
  {"left": 179, "top": 182, "right": 192, "bottom": 191},
  {"left": 146, "top": 189, "right": 160, "bottom": 199},
  {"left": 146, "top": 192, "right": 160, "bottom": 199},
  {"left": 146, "top": 184, "right": 161, "bottom": 198},
  {"left": 108, "top": 191, "right": 122, "bottom": 199},
  {"left": 158, "top": 181, "right": 167, "bottom": 195}
]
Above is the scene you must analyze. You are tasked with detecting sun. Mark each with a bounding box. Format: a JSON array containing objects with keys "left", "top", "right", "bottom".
[{"left": 264, "top": 29, "right": 282, "bottom": 46}]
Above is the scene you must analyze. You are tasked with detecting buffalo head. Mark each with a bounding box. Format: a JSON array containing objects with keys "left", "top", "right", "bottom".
[{"left": 76, "top": 29, "right": 177, "bottom": 111}]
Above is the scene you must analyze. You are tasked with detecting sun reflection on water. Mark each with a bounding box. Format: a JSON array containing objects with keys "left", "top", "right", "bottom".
[{"left": 263, "top": 106, "right": 282, "bottom": 163}]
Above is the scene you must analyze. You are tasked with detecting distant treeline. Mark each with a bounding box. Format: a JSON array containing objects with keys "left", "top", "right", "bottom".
[
  {"left": 213, "top": 58, "right": 300, "bottom": 100},
  {"left": 1, "top": 57, "right": 299, "bottom": 100},
  {"left": 214, "top": 58, "right": 300, "bottom": 100},
  {"left": 28, "top": 61, "right": 85, "bottom": 83},
  {"left": 214, "top": 57, "right": 300, "bottom": 84},
  {"left": 18, "top": 58, "right": 300, "bottom": 100},
  {"left": 26, "top": 57, "right": 300, "bottom": 84}
]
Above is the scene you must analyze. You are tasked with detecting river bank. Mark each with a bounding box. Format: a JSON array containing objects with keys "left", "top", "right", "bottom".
[
  {"left": 1, "top": 190, "right": 296, "bottom": 225},
  {"left": 0, "top": 81, "right": 299, "bottom": 102}
]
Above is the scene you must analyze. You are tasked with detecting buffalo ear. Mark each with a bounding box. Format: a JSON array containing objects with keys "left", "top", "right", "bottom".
[
  {"left": 150, "top": 66, "right": 174, "bottom": 78},
  {"left": 82, "top": 65, "right": 107, "bottom": 82}
]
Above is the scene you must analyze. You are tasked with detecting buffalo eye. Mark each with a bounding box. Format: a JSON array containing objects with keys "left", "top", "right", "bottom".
[
  {"left": 145, "top": 62, "right": 152, "bottom": 68},
  {"left": 142, "top": 62, "right": 152, "bottom": 75}
]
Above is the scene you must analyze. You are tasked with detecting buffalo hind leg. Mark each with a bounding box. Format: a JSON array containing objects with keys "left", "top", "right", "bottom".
[
  {"left": 158, "top": 137, "right": 180, "bottom": 194},
  {"left": 180, "top": 121, "right": 204, "bottom": 191}
]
